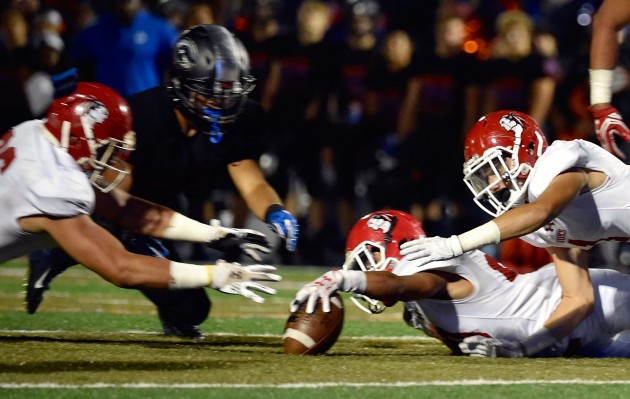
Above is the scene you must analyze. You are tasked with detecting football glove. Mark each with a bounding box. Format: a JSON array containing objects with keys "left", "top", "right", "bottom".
[
  {"left": 210, "top": 260, "right": 281, "bottom": 303},
  {"left": 399, "top": 235, "right": 463, "bottom": 267},
  {"left": 589, "top": 105, "right": 630, "bottom": 160},
  {"left": 458, "top": 335, "right": 524, "bottom": 358},
  {"left": 291, "top": 270, "right": 343, "bottom": 313},
  {"left": 265, "top": 206, "right": 299, "bottom": 251},
  {"left": 207, "top": 220, "right": 271, "bottom": 262}
]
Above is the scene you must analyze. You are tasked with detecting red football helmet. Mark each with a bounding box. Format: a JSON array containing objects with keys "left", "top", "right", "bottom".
[
  {"left": 342, "top": 210, "right": 426, "bottom": 314},
  {"left": 44, "top": 82, "right": 135, "bottom": 192},
  {"left": 463, "top": 110, "right": 548, "bottom": 217}
]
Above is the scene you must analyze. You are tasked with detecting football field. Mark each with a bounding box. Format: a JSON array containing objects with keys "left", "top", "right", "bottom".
[{"left": 1, "top": 258, "right": 630, "bottom": 399}]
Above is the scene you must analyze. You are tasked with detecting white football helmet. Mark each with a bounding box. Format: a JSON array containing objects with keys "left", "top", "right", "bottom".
[{"left": 462, "top": 110, "right": 548, "bottom": 217}]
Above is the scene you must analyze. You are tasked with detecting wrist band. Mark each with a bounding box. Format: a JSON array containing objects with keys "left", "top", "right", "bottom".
[
  {"left": 265, "top": 203, "right": 285, "bottom": 221},
  {"left": 339, "top": 270, "right": 368, "bottom": 293},
  {"left": 162, "top": 212, "right": 221, "bottom": 242},
  {"left": 589, "top": 69, "right": 614, "bottom": 105},
  {"left": 169, "top": 261, "right": 211, "bottom": 289},
  {"left": 457, "top": 221, "right": 501, "bottom": 252}
]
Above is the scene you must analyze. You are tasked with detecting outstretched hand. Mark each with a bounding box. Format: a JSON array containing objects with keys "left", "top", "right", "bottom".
[
  {"left": 210, "top": 260, "right": 281, "bottom": 303},
  {"left": 290, "top": 270, "right": 344, "bottom": 313},
  {"left": 207, "top": 220, "right": 272, "bottom": 262},
  {"left": 399, "top": 235, "right": 463, "bottom": 266}
]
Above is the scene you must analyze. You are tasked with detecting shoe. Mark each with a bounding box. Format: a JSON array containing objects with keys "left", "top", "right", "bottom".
[
  {"left": 25, "top": 248, "right": 76, "bottom": 314},
  {"left": 159, "top": 315, "right": 204, "bottom": 339},
  {"left": 25, "top": 250, "right": 55, "bottom": 314}
]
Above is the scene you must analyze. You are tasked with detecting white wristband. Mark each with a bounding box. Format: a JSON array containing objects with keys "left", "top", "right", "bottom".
[
  {"left": 457, "top": 221, "right": 501, "bottom": 252},
  {"left": 161, "top": 213, "right": 222, "bottom": 242},
  {"left": 589, "top": 69, "right": 614, "bottom": 105},
  {"left": 521, "top": 327, "right": 557, "bottom": 357},
  {"left": 168, "top": 261, "right": 211, "bottom": 289},
  {"left": 339, "top": 270, "right": 368, "bottom": 294}
]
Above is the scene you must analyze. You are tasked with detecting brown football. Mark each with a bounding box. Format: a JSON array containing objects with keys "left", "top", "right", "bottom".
[{"left": 282, "top": 293, "right": 344, "bottom": 355}]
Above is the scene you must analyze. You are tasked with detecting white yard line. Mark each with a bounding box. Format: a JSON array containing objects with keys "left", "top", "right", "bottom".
[{"left": 2, "top": 380, "right": 630, "bottom": 389}]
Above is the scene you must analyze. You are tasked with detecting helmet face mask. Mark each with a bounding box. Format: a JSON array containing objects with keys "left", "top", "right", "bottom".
[
  {"left": 44, "top": 82, "right": 135, "bottom": 192},
  {"left": 342, "top": 210, "right": 426, "bottom": 314},
  {"left": 463, "top": 110, "right": 547, "bottom": 217},
  {"left": 169, "top": 25, "right": 256, "bottom": 143}
]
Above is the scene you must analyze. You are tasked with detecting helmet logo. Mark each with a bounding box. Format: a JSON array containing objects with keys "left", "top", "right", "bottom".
[
  {"left": 86, "top": 101, "right": 108, "bottom": 125},
  {"left": 367, "top": 214, "right": 393, "bottom": 233},
  {"left": 499, "top": 114, "right": 524, "bottom": 137},
  {"left": 174, "top": 38, "right": 198, "bottom": 70}
]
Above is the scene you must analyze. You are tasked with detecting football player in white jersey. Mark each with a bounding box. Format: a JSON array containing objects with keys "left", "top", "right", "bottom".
[
  {"left": 588, "top": 0, "right": 630, "bottom": 159},
  {"left": 0, "top": 82, "right": 280, "bottom": 306},
  {"left": 394, "top": 110, "right": 630, "bottom": 356},
  {"left": 291, "top": 210, "right": 630, "bottom": 358}
]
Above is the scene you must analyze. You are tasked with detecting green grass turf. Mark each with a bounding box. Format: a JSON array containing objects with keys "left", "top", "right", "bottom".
[{"left": 1, "top": 258, "right": 630, "bottom": 399}]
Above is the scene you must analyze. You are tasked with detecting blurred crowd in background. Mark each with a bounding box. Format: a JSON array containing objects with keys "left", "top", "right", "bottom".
[{"left": 2, "top": 0, "right": 630, "bottom": 271}]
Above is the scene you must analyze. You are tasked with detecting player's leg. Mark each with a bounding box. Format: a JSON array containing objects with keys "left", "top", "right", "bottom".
[{"left": 121, "top": 232, "right": 211, "bottom": 339}]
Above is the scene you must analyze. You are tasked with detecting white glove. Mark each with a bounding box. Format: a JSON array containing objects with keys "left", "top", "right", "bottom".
[
  {"left": 291, "top": 270, "right": 344, "bottom": 314},
  {"left": 399, "top": 235, "right": 463, "bottom": 266},
  {"left": 458, "top": 335, "right": 524, "bottom": 358},
  {"left": 208, "top": 220, "right": 272, "bottom": 262},
  {"left": 210, "top": 260, "right": 281, "bottom": 303}
]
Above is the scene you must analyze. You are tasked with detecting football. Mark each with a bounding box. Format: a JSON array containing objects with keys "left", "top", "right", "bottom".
[{"left": 282, "top": 293, "right": 344, "bottom": 355}]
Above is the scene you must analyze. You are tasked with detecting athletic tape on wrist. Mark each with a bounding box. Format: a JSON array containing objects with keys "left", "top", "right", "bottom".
[
  {"left": 169, "top": 261, "right": 211, "bottom": 289},
  {"left": 457, "top": 221, "right": 501, "bottom": 253},
  {"left": 589, "top": 69, "right": 614, "bottom": 105},
  {"left": 339, "top": 270, "right": 368, "bottom": 293},
  {"left": 162, "top": 213, "right": 221, "bottom": 242}
]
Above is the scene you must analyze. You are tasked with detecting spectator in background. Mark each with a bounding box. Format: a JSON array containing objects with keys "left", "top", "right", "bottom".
[
  {"left": 0, "top": 7, "right": 34, "bottom": 132},
  {"left": 394, "top": 12, "right": 482, "bottom": 237},
  {"left": 588, "top": 0, "right": 630, "bottom": 160},
  {"left": 260, "top": 0, "right": 335, "bottom": 264},
  {"left": 70, "top": 0, "right": 178, "bottom": 97},
  {"left": 326, "top": 0, "right": 382, "bottom": 248},
  {"left": 363, "top": 29, "right": 416, "bottom": 217},
  {"left": 183, "top": 1, "right": 216, "bottom": 29},
  {"left": 482, "top": 10, "right": 557, "bottom": 128}
]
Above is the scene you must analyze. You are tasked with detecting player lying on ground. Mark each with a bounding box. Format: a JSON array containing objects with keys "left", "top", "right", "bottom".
[
  {"left": 394, "top": 110, "right": 630, "bottom": 355},
  {"left": 292, "top": 210, "right": 630, "bottom": 358},
  {"left": 0, "top": 82, "right": 280, "bottom": 305}
]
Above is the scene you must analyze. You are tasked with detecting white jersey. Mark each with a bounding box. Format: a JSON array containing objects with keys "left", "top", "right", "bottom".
[
  {"left": 0, "top": 120, "right": 94, "bottom": 263},
  {"left": 521, "top": 139, "right": 630, "bottom": 249},
  {"left": 395, "top": 250, "right": 630, "bottom": 357}
]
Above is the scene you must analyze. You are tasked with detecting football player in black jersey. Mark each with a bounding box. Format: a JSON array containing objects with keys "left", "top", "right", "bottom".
[{"left": 26, "top": 25, "right": 299, "bottom": 338}]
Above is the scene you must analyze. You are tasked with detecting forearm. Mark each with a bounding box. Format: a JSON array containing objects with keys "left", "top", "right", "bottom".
[
  {"left": 589, "top": 0, "right": 630, "bottom": 105},
  {"left": 241, "top": 182, "right": 283, "bottom": 220}
]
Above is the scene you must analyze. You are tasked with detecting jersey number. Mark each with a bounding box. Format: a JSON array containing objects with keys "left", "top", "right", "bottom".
[{"left": 0, "top": 131, "right": 15, "bottom": 173}]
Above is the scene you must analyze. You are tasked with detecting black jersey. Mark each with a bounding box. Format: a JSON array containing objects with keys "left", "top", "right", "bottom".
[{"left": 126, "top": 85, "right": 265, "bottom": 205}]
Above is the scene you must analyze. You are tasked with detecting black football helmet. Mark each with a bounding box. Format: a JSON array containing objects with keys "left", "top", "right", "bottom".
[{"left": 168, "top": 24, "right": 255, "bottom": 143}]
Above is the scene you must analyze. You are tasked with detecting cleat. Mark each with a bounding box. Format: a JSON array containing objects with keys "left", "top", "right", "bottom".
[
  {"left": 26, "top": 248, "right": 76, "bottom": 314},
  {"left": 159, "top": 315, "right": 204, "bottom": 340}
]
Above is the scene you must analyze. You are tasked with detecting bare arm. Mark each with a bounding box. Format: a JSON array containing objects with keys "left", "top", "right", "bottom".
[
  {"left": 591, "top": 0, "right": 630, "bottom": 71},
  {"left": 590, "top": 0, "right": 630, "bottom": 109},
  {"left": 528, "top": 76, "right": 556, "bottom": 126},
  {"left": 94, "top": 188, "right": 174, "bottom": 237},
  {"left": 228, "top": 159, "right": 283, "bottom": 220},
  {"left": 542, "top": 246, "right": 594, "bottom": 339},
  {"left": 20, "top": 215, "right": 172, "bottom": 288},
  {"left": 493, "top": 170, "right": 588, "bottom": 240},
  {"left": 362, "top": 271, "right": 449, "bottom": 303}
]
